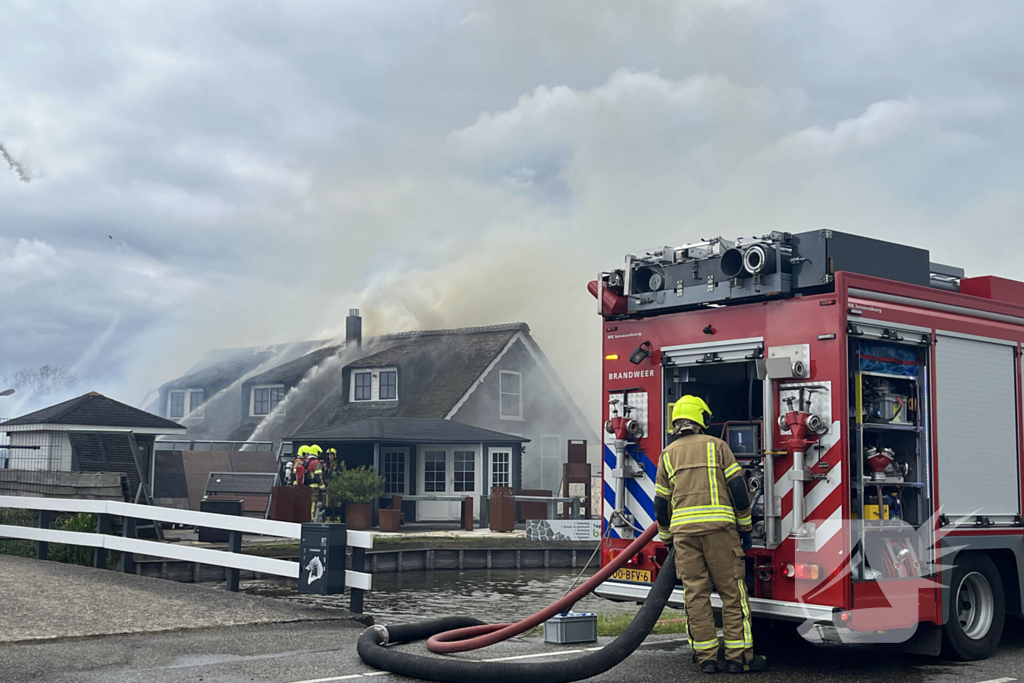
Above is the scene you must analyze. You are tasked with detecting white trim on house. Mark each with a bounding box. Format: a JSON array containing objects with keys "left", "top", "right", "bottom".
[
  {"left": 250, "top": 384, "right": 286, "bottom": 417},
  {"left": 443, "top": 331, "right": 595, "bottom": 442},
  {"left": 444, "top": 333, "right": 520, "bottom": 418},
  {"left": 167, "top": 388, "right": 206, "bottom": 420},
  {"left": 1, "top": 423, "right": 187, "bottom": 435},
  {"left": 415, "top": 443, "right": 483, "bottom": 522},
  {"left": 489, "top": 446, "right": 513, "bottom": 491},
  {"left": 499, "top": 370, "right": 524, "bottom": 421},
  {"left": 349, "top": 367, "right": 399, "bottom": 403}
]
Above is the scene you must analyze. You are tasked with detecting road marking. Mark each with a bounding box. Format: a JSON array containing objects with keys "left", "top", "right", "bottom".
[
  {"left": 287, "top": 637, "right": 691, "bottom": 683},
  {"left": 976, "top": 679, "right": 1016, "bottom": 683}
]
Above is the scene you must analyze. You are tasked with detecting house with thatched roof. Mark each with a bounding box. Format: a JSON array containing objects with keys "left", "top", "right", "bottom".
[{"left": 153, "top": 312, "right": 596, "bottom": 521}]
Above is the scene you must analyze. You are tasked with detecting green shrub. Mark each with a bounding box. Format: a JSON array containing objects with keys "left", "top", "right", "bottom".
[
  {"left": 49, "top": 513, "right": 100, "bottom": 566},
  {"left": 0, "top": 508, "right": 35, "bottom": 558},
  {"left": 327, "top": 464, "right": 384, "bottom": 504}
]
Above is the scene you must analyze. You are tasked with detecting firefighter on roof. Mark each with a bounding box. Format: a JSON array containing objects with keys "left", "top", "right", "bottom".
[{"left": 654, "top": 396, "right": 767, "bottom": 674}]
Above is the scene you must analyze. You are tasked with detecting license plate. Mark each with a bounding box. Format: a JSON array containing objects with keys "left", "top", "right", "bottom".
[{"left": 612, "top": 568, "right": 652, "bottom": 583}]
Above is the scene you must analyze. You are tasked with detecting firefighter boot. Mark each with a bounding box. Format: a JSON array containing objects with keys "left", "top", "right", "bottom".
[
  {"left": 726, "top": 655, "right": 768, "bottom": 674},
  {"left": 674, "top": 534, "right": 721, "bottom": 666}
]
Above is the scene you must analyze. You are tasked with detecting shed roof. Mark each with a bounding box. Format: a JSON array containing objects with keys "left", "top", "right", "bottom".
[
  {"left": 290, "top": 417, "right": 529, "bottom": 444},
  {"left": 4, "top": 393, "right": 185, "bottom": 431}
]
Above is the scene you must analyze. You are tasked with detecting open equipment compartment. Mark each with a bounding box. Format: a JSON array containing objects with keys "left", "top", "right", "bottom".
[
  {"left": 847, "top": 322, "right": 934, "bottom": 582},
  {"left": 662, "top": 346, "right": 768, "bottom": 546}
]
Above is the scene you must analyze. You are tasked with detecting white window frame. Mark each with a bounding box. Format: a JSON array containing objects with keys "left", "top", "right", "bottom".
[
  {"left": 250, "top": 384, "right": 286, "bottom": 417},
  {"left": 349, "top": 367, "right": 399, "bottom": 403},
  {"left": 188, "top": 389, "right": 205, "bottom": 418},
  {"left": 489, "top": 447, "right": 513, "bottom": 491},
  {"left": 499, "top": 370, "right": 523, "bottom": 420},
  {"left": 167, "top": 391, "right": 186, "bottom": 419}
]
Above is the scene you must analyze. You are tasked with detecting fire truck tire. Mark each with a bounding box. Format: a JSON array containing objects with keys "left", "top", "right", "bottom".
[{"left": 942, "top": 552, "right": 1005, "bottom": 661}]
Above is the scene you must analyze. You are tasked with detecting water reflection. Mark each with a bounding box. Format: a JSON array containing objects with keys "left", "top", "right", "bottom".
[{"left": 244, "top": 568, "right": 642, "bottom": 624}]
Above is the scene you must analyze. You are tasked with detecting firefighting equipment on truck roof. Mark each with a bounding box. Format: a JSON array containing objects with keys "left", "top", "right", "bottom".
[{"left": 671, "top": 395, "right": 712, "bottom": 429}]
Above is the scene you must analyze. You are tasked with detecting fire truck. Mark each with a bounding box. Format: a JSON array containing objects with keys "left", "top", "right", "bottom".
[{"left": 590, "top": 230, "right": 1024, "bottom": 660}]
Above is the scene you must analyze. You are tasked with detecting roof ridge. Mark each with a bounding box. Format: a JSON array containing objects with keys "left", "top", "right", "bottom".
[
  {"left": 369, "top": 322, "right": 528, "bottom": 342},
  {"left": 49, "top": 393, "right": 96, "bottom": 422}
]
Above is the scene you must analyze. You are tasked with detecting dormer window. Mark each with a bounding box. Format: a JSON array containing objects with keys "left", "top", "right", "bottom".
[
  {"left": 350, "top": 368, "right": 398, "bottom": 402},
  {"left": 168, "top": 388, "right": 205, "bottom": 420},
  {"left": 251, "top": 384, "right": 286, "bottom": 416}
]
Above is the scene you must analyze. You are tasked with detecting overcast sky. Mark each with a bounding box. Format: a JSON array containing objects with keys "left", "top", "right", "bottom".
[{"left": 3, "top": 1, "right": 1023, "bottom": 419}]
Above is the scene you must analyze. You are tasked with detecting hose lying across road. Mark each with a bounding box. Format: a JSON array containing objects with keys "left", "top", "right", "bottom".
[{"left": 357, "top": 523, "right": 677, "bottom": 683}]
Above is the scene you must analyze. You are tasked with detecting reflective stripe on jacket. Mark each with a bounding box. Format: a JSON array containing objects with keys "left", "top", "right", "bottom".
[{"left": 655, "top": 431, "right": 752, "bottom": 537}]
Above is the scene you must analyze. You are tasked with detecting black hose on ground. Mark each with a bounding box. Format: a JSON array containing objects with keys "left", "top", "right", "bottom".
[{"left": 356, "top": 548, "right": 677, "bottom": 683}]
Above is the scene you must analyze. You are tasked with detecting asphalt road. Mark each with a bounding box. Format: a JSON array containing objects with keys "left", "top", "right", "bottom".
[{"left": 4, "top": 618, "right": 1024, "bottom": 683}]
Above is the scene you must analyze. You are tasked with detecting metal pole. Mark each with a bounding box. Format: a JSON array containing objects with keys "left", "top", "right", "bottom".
[
  {"left": 763, "top": 377, "right": 777, "bottom": 546},
  {"left": 93, "top": 513, "right": 111, "bottom": 569},
  {"left": 226, "top": 530, "right": 242, "bottom": 592},
  {"left": 36, "top": 510, "right": 50, "bottom": 560},
  {"left": 120, "top": 517, "right": 136, "bottom": 574},
  {"left": 350, "top": 546, "right": 365, "bottom": 614},
  {"left": 571, "top": 498, "right": 581, "bottom": 520}
]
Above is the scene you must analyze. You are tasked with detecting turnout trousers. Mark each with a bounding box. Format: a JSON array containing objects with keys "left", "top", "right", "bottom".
[{"left": 673, "top": 527, "right": 753, "bottom": 665}]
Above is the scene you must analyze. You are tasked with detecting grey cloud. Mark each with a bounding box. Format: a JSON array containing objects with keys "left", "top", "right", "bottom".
[{"left": 3, "top": 1, "right": 1024, "bottom": 425}]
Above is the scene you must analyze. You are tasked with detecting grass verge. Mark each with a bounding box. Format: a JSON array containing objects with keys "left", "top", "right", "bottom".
[{"left": 597, "top": 608, "right": 687, "bottom": 636}]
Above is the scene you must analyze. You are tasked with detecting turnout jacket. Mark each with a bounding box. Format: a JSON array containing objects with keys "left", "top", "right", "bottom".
[{"left": 654, "top": 431, "right": 752, "bottom": 540}]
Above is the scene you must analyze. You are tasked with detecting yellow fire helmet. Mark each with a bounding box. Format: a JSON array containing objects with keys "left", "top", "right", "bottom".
[
  {"left": 326, "top": 448, "right": 337, "bottom": 455},
  {"left": 308, "top": 444, "right": 323, "bottom": 456},
  {"left": 296, "top": 445, "right": 311, "bottom": 457},
  {"left": 671, "top": 395, "right": 712, "bottom": 428}
]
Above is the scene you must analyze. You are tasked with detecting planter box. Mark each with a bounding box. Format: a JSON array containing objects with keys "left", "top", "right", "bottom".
[
  {"left": 346, "top": 502, "right": 373, "bottom": 530},
  {"left": 379, "top": 508, "right": 402, "bottom": 532}
]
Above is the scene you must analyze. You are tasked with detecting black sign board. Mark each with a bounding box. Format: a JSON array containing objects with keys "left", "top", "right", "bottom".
[{"left": 299, "top": 523, "right": 347, "bottom": 594}]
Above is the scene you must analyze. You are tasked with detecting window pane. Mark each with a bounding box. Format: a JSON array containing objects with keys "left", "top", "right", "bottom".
[
  {"left": 491, "top": 451, "right": 511, "bottom": 489},
  {"left": 189, "top": 390, "right": 204, "bottom": 417},
  {"left": 354, "top": 372, "right": 372, "bottom": 401},
  {"left": 269, "top": 387, "right": 285, "bottom": 411},
  {"left": 424, "top": 450, "right": 446, "bottom": 493},
  {"left": 379, "top": 371, "right": 397, "bottom": 400},
  {"left": 383, "top": 451, "right": 406, "bottom": 494},
  {"left": 169, "top": 392, "right": 185, "bottom": 418},
  {"left": 500, "top": 372, "right": 520, "bottom": 393},
  {"left": 253, "top": 388, "right": 269, "bottom": 415},
  {"left": 500, "top": 393, "right": 521, "bottom": 418},
  {"left": 454, "top": 450, "right": 475, "bottom": 492}
]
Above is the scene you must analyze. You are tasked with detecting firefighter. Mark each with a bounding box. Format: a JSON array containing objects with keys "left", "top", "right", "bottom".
[{"left": 654, "top": 396, "right": 766, "bottom": 674}]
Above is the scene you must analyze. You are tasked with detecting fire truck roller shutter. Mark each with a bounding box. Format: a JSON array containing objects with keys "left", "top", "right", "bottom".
[
  {"left": 661, "top": 337, "right": 764, "bottom": 367},
  {"left": 934, "top": 332, "right": 1020, "bottom": 519}
]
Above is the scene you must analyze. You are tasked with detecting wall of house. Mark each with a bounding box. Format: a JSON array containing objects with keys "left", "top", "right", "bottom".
[
  {"left": 7, "top": 431, "right": 72, "bottom": 471},
  {"left": 450, "top": 339, "right": 590, "bottom": 492}
]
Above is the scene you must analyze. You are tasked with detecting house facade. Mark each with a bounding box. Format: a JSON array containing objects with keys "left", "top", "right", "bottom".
[{"left": 154, "top": 313, "right": 597, "bottom": 520}]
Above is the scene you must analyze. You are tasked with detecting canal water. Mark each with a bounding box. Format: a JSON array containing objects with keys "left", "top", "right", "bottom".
[{"left": 244, "top": 568, "right": 643, "bottom": 624}]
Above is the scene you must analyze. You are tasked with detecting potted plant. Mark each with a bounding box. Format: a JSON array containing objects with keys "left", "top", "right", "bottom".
[{"left": 327, "top": 464, "right": 384, "bottom": 530}]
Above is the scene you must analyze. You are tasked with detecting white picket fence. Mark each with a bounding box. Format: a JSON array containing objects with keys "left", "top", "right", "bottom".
[{"left": 0, "top": 495, "right": 373, "bottom": 595}]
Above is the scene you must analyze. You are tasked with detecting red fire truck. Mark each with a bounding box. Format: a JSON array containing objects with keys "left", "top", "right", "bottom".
[{"left": 591, "top": 230, "right": 1024, "bottom": 659}]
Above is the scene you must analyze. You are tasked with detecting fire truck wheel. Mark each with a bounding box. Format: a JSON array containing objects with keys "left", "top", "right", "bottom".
[{"left": 943, "top": 552, "right": 1005, "bottom": 661}]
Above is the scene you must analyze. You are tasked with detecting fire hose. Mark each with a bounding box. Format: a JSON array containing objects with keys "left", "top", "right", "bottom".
[{"left": 357, "top": 523, "right": 678, "bottom": 683}]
